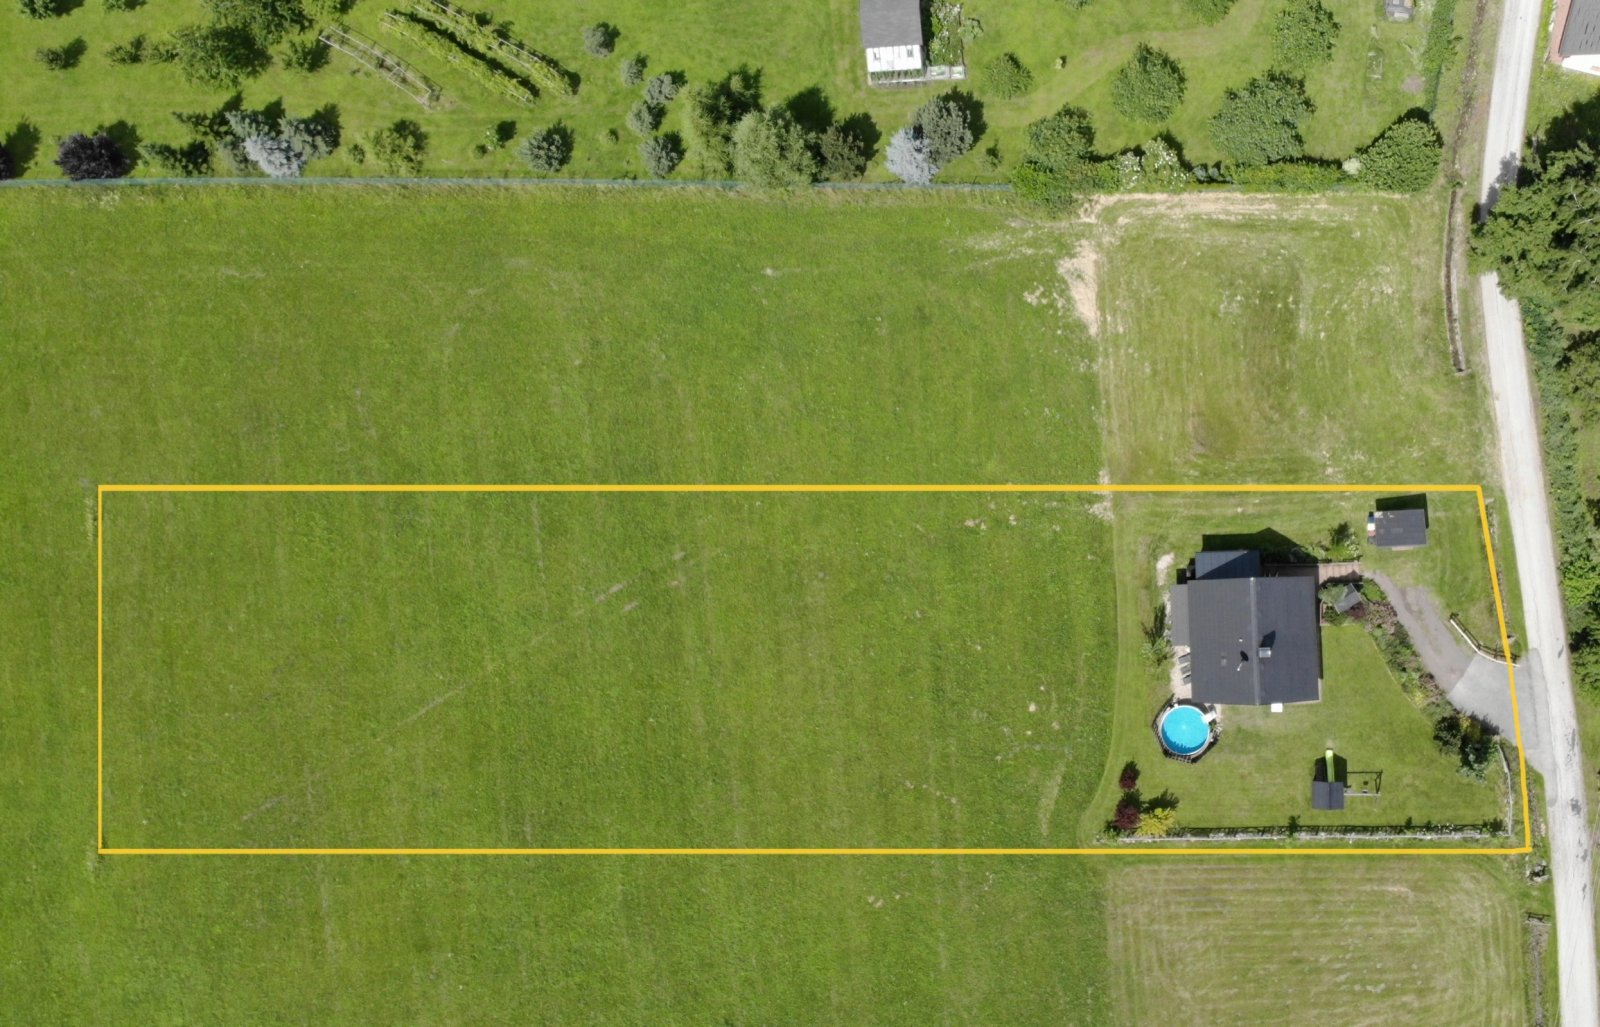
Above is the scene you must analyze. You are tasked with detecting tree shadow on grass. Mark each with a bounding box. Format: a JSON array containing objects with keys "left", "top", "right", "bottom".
[
  {"left": 4, "top": 119, "right": 43, "bottom": 175},
  {"left": 784, "top": 85, "right": 835, "bottom": 134}
]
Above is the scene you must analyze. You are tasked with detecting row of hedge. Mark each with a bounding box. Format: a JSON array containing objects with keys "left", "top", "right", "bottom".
[
  {"left": 378, "top": 10, "right": 535, "bottom": 105},
  {"left": 411, "top": 0, "right": 572, "bottom": 96}
]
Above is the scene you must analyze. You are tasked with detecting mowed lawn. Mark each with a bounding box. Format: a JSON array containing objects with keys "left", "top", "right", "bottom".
[
  {"left": 0, "top": 187, "right": 1124, "bottom": 1021},
  {"left": 102, "top": 489, "right": 1113, "bottom": 849},
  {"left": 1108, "top": 859, "right": 1534, "bottom": 1026},
  {"left": 1094, "top": 194, "right": 1499, "bottom": 486},
  {"left": 0, "top": 0, "right": 1437, "bottom": 180}
]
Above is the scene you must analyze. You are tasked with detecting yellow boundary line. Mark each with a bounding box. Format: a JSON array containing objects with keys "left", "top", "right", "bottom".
[{"left": 97, "top": 482, "right": 1533, "bottom": 857}]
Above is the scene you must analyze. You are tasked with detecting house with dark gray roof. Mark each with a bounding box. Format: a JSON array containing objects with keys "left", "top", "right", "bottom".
[
  {"left": 1169, "top": 550, "right": 1323, "bottom": 706},
  {"left": 859, "top": 0, "right": 925, "bottom": 79},
  {"left": 1552, "top": 0, "right": 1600, "bottom": 76}
]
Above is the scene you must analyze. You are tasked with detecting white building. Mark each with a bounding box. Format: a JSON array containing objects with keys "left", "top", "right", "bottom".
[
  {"left": 1551, "top": 0, "right": 1600, "bottom": 76},
  {"left": 860, "top": 0, "right": 924, "bottom": 81}
]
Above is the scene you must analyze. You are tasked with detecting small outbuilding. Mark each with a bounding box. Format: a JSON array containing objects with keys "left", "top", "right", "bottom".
[
  {"left": 1311, "top": 749, "right": 1346, "bottom": 810},
  {"left": 1384, "top": 0, "right": 1414, "bottom": 21},
  {"left": 859, "top": 0, "right": 925, "bottom": 81},
  {"left": 1367, "top": 508, "right": 1428, "bottom": 549}
]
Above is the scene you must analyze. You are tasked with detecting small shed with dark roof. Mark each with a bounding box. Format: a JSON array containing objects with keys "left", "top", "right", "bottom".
[{"left": 1367, "top": 508, "right": 1428, "bottom": 549}]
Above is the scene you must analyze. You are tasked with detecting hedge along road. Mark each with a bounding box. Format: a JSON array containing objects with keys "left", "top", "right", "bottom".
[
  {"left": 0, "top": 175, "right": 1010, "bottom": 191},
  {"left": 1476, "top": 0, "right": 1600, "bottom": 1021}
]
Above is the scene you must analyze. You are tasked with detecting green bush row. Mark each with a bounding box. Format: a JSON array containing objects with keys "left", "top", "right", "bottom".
[{"left": 380, "top": 10, "right": 534, "bottom": 105}]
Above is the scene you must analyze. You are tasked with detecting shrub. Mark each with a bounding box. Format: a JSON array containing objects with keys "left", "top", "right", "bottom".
[
  {"left": 347, "top": 141, "right": 365, "bottom": 164},
  {"left": 620, "top": 55, "right": 646, "bottom": 86},
  {"left": 369, "top": 119, "right": 426, "bottom": 174},
  {"left": 0, "top": 144, "right": 14, "bottom": 181},
  {"left": 145, "top": 38, "right": 180, "bottom": 63},
  {"left": 1139, "top": 136, "right": 1189, "bottom": 189},
  {"left": 1010, "top": 104, "right": 1100, "bottom": 210},
  {"left": 106, "top": 36, "right": 146, "bottom": 65},
  {"left": 1135, "top": 806, "right": 1176, "bottom": 837},
  {"left": 911, "top": 94, "right": 975, "bottom": 167},
  {"left": 982, "top": 53, "right": 1033, "bottom": 98},
  {"left": 35, "top": 42, "right": 80, "bottom": 70},
  {"left": 18, "top": 0, "right": 62, "bottom": 19},
  {"left": 1111, "top": 44, "right": 1185, "bottom": 122},
  {"left": 1023, "top": 103, "right": 1096, "bottom": 172},
  {"left": 639, "top": 134, "right": 682, "bottom": 177},
  {"left": 816, "top": 123, "right": 866, "bottom": 181},
  {"left": 203, "top": 0, "right": 307, "bottom": 45},
  {"left": 281, "top": 37, "right": 328, "bottom": 73},
  {"left": 169, "top": 24, "right": 271, "bottom": 88},
  {"left": 228, "top": 108, "right": 335, "bottom": 177},
  {"left": 1183, "top": 0, "right": 1236, "bottom": 23},
  {"left": 1209, "top": 73, "right": 1313, "bottom": 166},
  {"left": 980, "top": 142, "right": 1002, "bottom": 170},
  {"left": 103, "top": 0, "right": 138, "bottom": 10},
  {"left": 137, "top": 140, "right": 211, "bottom": 176},
  {"left": 1275, "top": 0, "right": 1339, "bottom": 69},
  {"left": 518, "top": 125, "right": 572, "bottom": 172},
  {"left": 582, "top": 23, "right": 614, "bottom": 57},
  {"left": 644, "top": 73, "right": 679, "bottom": 106},
  {"left": 885, "top": 128, "right": 936, "bottom": 184},
  {"left": 731, "top": 107, "right": 817, "bottom": 187},
  {"left": 1118, "top": 761, "right": 1140, "bottom": 791},
  {"left": 1230, "top": 159, "right": 1345, "bottom": 190},
  {"left": 54, "top": 133, "right": 131, "bottom": 180},
  {"left": 1112, "top": 794, "right": 1142, "bottom": 834},
  {"left": 1355, "top": 117, "right": 1443, "bottom": 192},
  {"left": 626, "top": 101, "right": 662, "bottom": 137}
]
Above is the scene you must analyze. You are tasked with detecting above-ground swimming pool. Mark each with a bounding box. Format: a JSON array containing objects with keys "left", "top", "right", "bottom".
[{"left": 1157, "top": 704, "right": 1211, "bottom": 757}]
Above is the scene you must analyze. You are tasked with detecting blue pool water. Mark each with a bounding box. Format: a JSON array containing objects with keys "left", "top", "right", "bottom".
[{"left": 1159, "top": 705, "right": 1210, "bottom": 756}]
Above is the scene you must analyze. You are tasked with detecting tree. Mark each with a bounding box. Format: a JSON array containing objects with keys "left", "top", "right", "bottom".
[
  {"left": 54, "top": 133, "right": 131, "bottom": 180},
  {"left": 885, "top": 128, "right": 937, "bottom": 184},
  {"left": 1209, "top": 73, "right": 1313, "bottom": 166},
  {"left": 106, "top": 35, "right": 146, "bottom": 65},
  {"left": 816, "top": 123, "right": 866, "bottom": 181},
  {"left": 731, "top": 107, "right": 817, "bottom": 187},
  {"left": 35, "top": 42, "right": 80, "bottom": 70},
  {"left": 582, "top": 23, "right": 614, "bottom": 57},
  {"left": 1275, "top": 0, "right": 1338, "bottom": 68},
  {"left": 281, "top": 37, "right": 328, "bottom": 73},
  {"left": 1471, "top": 143, "right": 1600, "bottom": 336},
  {"left": 18, "top": 0, "right": 63, "bottom": 19},
  {"left": 103, "top": 0, "right": 138, "bottom": 10},
  {"left": 982, "top": 53, "right": 1033, "bottom": 99},
  {"left": 169, "top": 24, "right": 270, "bottom": 88},
  {"left": 910, "top": 94, "right": 975, "bottom": 167},
  {"left": 1354, "top": 118, "right": 1442, "bottom": 192},
  {"left": 369, "top": 119, "right": 426, "bottom": 174},
  {"left": 638, "top": 134, "right": 681, "bottom": 178},
  {"left": 644, "top": 73, "right": 679, "bottom": 106},
  {"left": 228, "top": 108, "right": 335, "bottom": 177},
  {"left": 1183, "top": 0, "right": 1236, "bottom": 22},
  {"left": 1112, "top": 794, "right": 1142, "bottom": 833},
  {"left": 203, "top": 0, "right": 307, "bottom": 44},
  {"left": 1010, "top": 104, "right": 1100, "bottom": 210},
  {"left": 619, "top": 55, "right": 646, "bottom": 86},
  {"left": 518, "top": 125, "right": 572, "bottom": 172},
  {"left": 1118, "top": 761, "right": 1140, "bottom": 791},
  {"left": 683, "top": 67, "right": 760, "bottom": 175},
  {"left": 1111, "top": 44, "right": 1185, "bottom": 122},
  {"left": 625, "top": 100, "right": 662, "bottom": 137}
]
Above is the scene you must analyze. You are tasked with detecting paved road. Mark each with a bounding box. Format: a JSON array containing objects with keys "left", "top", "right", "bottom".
[{"left": 1477, "top": 0, "right": 1599, "bottom": 1019}]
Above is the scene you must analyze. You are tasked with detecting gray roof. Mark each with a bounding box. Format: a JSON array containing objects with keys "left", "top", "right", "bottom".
[
  {"left": 1178, "top": 558, "right": 1322, "bottom": 705},
  {"left": 1332, "top": 584, "right": 1363, "bottom": 615},
  {"left": 1560, "top": 0, "right": 1600, "bottom": 56},
  {"left": 1169, "top": 583, "right": 1191, "bottom": 648},
  {"left": 1312, "top": 780, "right": 1346, "bottom": 810},
  {"left": 859, "top": 0, "right": 923, "bottom": 48},
  {"left": 1369, "top": 508, "right": 1428, "bottom": 548},
  {"left": 1193, "top": 549, "right": 1261, "bottom": 580}
]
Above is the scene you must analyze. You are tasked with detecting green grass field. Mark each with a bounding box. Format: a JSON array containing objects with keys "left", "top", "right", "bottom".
[
  {"left": 103, "top": 489, "right": 1113, "bottom": 849},
  {"left": 0, "top": 0, "right": 1438, "bottom": 181},
  {"left": 1108, "top": 859, "right": 1536, "bottom": 1025},
  {"left": 0, "top": 184, "right": 1547, "bottom": 1021}
]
